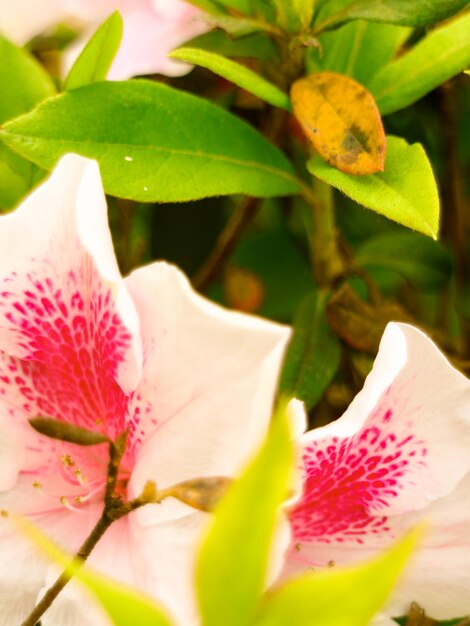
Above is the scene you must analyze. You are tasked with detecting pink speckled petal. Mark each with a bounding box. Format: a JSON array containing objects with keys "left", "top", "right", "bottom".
[
  {"left": 0, "top": 154, "right": 141, "bottom": 430},
  {"left": 126, "top": 262, "right": 290, "bottom": 524},
  {"left": 289, "top": 323, "right": 470, "bottom": 548}
]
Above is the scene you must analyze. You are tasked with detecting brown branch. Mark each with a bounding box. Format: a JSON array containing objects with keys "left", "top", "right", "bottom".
[{"left": 192, "top": 196, "right": 260, "bottom": 292}]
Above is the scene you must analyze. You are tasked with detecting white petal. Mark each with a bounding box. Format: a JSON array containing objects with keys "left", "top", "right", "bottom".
[
  {"left": 129, "top": 511, "right": 206, "bottom": 626},
  {"left": 126, "top": 262, "right": 290, "bottom": 524},
  {"left": 369, "top": 615, "right": 398, "bottom": 626},
  {"left": 383, "top": 543, "right": 470, "bottom": 619},
  {"left": 0, "top": 0, "right": 66, "bottom": 44},
  {"left": 0, "top": 515, "right": 49, "bottom": 624},
  {"left": 40, "top": 517, "right": 134, "bottom": 626},
  {"left": 39, "top": 579, "right": 112, "bottom": 626}
]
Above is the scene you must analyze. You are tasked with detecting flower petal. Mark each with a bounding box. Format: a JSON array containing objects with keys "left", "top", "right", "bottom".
[
  {"left": 62, "top": 0, "right": 207, "bottom": 80},
  {"left": 40, "top": 516, "right": 134, "bottom": 626},
  {"left": 129, "top": 511, "right": 206, "bottom": 626},
  {"left": 0, "top": 0, "right": 66, "bottom": 45},
  {"left": 0, "top": 155, "right": 141, "bottom": 441},
  {"left": 383, "top": 542, "right": 470, "bottom": 620},
  {"left": 289, "top": 322, "right": 470, "bottom": 548},
  {"left": 126, "top": 262, "right": 290, "bottom": 524}
]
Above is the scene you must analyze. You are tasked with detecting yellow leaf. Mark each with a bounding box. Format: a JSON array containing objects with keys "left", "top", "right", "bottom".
[{"left": 291, "top": 72, "right": 386, "bottom": 175}]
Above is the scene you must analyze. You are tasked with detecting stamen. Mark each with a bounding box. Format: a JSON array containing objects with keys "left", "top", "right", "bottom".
[
  {"left": 74, "top": 468, "right": 87, "bottom": 486},
  {"left": 61, "top": 454, "right": 75, "bottom": 467},
  {"left": 0, "top": 510, "right": 8, "bottom": 517},
  {"left": 59, "top": 496, "right": 87, "bottom": 514},
  {"left": 32, "top": 481, "right": 42, "bottom": 489}
]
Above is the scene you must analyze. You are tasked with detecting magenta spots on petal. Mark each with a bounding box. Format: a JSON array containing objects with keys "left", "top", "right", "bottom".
[
  {"left": 289, "top": 409, "right": 427, "bottom": 544},
  {"left": 0, "top": 255, "right": 157, "bottom": 513}
]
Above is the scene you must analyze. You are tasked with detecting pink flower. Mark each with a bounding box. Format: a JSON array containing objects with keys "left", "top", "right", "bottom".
[
  {"left": 0, "top": 154, "right": 290, "bottom": 625},
  {"left": 284, "top": 322, "right": 470, "bottom": 623},
  {"left": 0, "top": 0, "right": 207, "bottom": 79}
]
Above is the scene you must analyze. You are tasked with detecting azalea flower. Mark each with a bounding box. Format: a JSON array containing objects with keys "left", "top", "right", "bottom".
[
  {"left": 0, "top": 153, "right": 290, "bottom": 626},
  {"left": 285, "top": 322, "right": 470, "bottom": 623},
  {"left": 0, "top": 0, "right": 207, "bottom": 79}
]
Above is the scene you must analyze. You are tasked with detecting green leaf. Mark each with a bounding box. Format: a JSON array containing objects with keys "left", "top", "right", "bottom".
[
  {"left": 185, "top": 0, "right": 227, "bottom": 14},
  {"left": 313, "top": 20, "right": 410, "bottom": 85},
  {"left": 204, "top": 14, "right": 279, "bottom": 37},
  {"left": 369, "top": 13, "right": 470, "bottom": 115},
  {"left": 356, "top": 232, "right": 453, "bottom": 291},
  {"left": 17, "top": 518, "right": 174, "bottom": 626},
  {"left": 185, "top": 30, "right": 279, "bottom": 61},
  {"left": 293, "top": 0, "right": 315, "bottom": 29},
  {"left": 214, "top": 0, "right": 253, "bottom": 13},
  {"left": 270, "top": 0, "right": 303, "bottom": 31},
  {"left": 308, "top": 136, "right": 439, "bottom": 239},
  {"left": 196, "top": 400, "right": 294, "bottom": 626},
  {"left": 0, "top": 149, "right": 30, "bottom": 210},
  {"left": 254, "top": 528, "right": 420, "bottom": 626},
  {"left": 279, "top": 291, "right": 341, "bottom": 410},
  {"left": 170, "top": 47, "right": 291, "bottom": 110},
  {"left": 0, "top": 36, "right": 53, "bottom": 208},
  {"left": 64, "top": 11, "right": 123, "bottom": 90},
  {"left": 314, "top": 0, "right": 468, "bottom": 31},
  {"left": 1, "top": 80, "right": 300, "bottom": 202},
  {"left": 0, "top": 35, "right": 56, "bottom": 124}
]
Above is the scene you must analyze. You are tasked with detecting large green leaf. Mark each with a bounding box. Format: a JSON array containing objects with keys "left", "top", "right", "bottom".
[
  {"left": 279, "top": 291, "right": 341, "bottom": 410},
  {"left": 254, "top": 529, "right": 420, "bottom": 626},
  {"left": 17, "top": 518, "right": 174, "bottom": 626},
  {"left": 356, "top": 231, "right": 453, "bottom": 291},
  {"left": 64, "top": 11, "right": 123, "bottom": 90},
  {"left": 314, "top": 0, "right": 468, "bottom": 31},
  {"left": 308, "top": 136, "right": 439, "bottom": 239},
  {"left": 169, "top": 48, "right": 291, "bottom": 110},
  {"left": 0, "top": 81, "right": 300, "bottom": 202},
  {"left": 0, "top": 35, "right": 56, "bottom": 124},
  {"left": 313, "top": 20, "right": 410, "bottom": 85},
  {"left": 369, "top": 13, "right": 470, "bottom": 115},
  {"left": 196, "top": 400, "right": 294, "bottom": 626},
  {"left": 0, "top": 36, "right": 53, "bottom": 208}
]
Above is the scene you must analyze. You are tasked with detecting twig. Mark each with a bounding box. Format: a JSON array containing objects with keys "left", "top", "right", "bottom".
[{"left": 192, "top": 196, "right": 260, "bottom": 292}]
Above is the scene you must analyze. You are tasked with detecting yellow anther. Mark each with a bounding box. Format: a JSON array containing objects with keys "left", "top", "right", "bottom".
[
  {"left": 32, "top": 481, "right": 42, "bottom": 489},
  {"left": 0, "top": 510, "right": 8, "bottom": 517},
  {"left": 61, "top": 454, "right": 75, "bottom": 467},
  {"left": 59, "top": 496, "right": 68, "bottom": 506},
  {"left": 74, "top": 496, "right": 82, "bottom": 504},
  {"left": 74, "top": 468, "right": 87, "bottom": 486}
]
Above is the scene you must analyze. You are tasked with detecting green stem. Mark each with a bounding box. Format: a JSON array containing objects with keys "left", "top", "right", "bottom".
[{"left": 300, "top": 180, "right": 344, "bottom": 286}]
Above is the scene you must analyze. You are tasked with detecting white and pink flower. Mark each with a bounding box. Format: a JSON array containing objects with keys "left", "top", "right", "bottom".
[
  {"left": 0, "top": 0, "right": 207, "bottom": 79},
  {"left": 285, "top": 322, "right": 470, "bottom": 623},
  {"left": 0, "top": 153, "right": 290, "bottom": 625}
]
